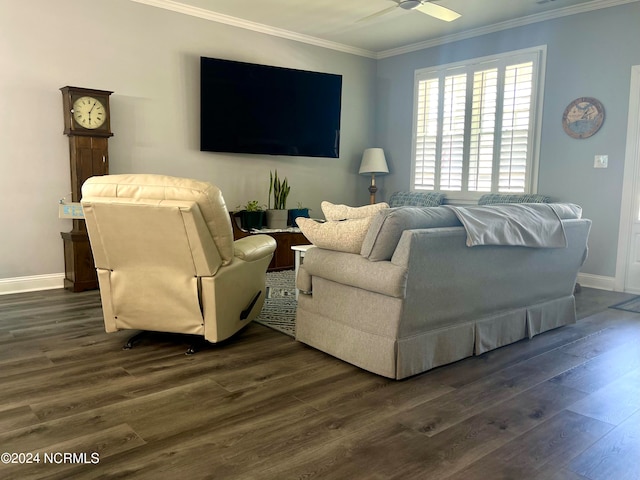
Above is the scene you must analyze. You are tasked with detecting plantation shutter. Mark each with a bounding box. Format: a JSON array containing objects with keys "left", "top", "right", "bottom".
[
  {"left": 414, "top": 78, "right": 439, "bottom": 189},
  {"left": 499, "top": 62, "right": 534, "bottom": 192},
  {"left": 412, "top": 48, "right": 542, "bottom": 198},
  {"left": 440, "top": 73, "right": 467, "bottom": 191},
  {"left": 469, "top": 68, "right": 498, "bottom": 192}
]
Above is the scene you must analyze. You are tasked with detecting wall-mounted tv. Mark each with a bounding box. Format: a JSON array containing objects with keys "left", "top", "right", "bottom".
[{"left": 200, "top": 57, "right": 342, "bottom": 158}]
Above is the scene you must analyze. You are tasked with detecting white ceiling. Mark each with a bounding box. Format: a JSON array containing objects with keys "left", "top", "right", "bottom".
[{"left": 133, "top": 0, "right": 637, "bottom": 57}]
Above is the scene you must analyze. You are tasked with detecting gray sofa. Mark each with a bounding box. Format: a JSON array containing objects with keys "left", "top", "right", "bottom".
[{"left": 295, "top": 203, "right": 591, "bottom": 379}]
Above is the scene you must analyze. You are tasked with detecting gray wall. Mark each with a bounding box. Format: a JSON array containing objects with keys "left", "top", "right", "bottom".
[
  {"left": 1, "top": 0, "right": 637, "bottom": 284},
  {"left": 375, "top": 2, "right": 640, "bottom": 278},
  {"left": 0, "top": 0, "right": 376, "bottom": 281}
]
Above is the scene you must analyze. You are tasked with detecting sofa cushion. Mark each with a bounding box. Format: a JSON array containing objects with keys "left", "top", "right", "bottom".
[
  {"left": 321, "top": 201, "right": 389, "bottom": 221},
  {"left": 388, "top": 191, "right": 445, "bottom": 208},
  {"left": 296, "top": 217, "right": 375, "bottom": 254},
  {"left": 361, "top": 207, "right": 461, "bottom": 261}
]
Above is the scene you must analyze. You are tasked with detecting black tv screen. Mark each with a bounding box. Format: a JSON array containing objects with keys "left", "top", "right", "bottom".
[{"left": 200, "top": 57, "right": 342, "bottom": 158}]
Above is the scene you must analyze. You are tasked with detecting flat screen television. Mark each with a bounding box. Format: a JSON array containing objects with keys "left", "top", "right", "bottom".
[{"left": 200, "top": 57, "right": 342, "bottom": 158}]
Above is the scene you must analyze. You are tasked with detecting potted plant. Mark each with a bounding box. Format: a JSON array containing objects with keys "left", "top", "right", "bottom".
[
  {"left": 266, "top": 170, "right": 290, "bottom": 229},
  {"left": 237, "top": 200, "right": 265, "bottom": 231},
  {"left": 288, "top": 202, "right": 310, "bottom": 226}
]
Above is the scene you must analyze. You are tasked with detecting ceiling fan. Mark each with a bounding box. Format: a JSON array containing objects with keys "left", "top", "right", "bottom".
[{"left": 358, "top": 0, "right": 461, "bottom": 23}]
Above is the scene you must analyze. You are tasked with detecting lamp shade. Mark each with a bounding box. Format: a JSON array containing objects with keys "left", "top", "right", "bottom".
[{"left": 359, "top": 148, "right": 389, "bottom": 175}]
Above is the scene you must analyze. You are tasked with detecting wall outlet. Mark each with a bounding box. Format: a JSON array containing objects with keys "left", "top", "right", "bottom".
[{"left": 594, "top": 155, "right": 608, "bottom": 168}]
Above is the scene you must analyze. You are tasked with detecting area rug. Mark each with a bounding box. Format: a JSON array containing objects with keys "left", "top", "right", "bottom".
[
  {"left": 609, "top": 296, "right": 640, "bottom": 313},
  {"left": 254, "top": 270, "right": 297, "bottom": 337}
]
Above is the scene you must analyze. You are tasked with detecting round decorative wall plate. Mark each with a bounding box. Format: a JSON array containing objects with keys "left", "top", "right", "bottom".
[{"left": 562, "top": 97, "right": 605, "bottom": 139}]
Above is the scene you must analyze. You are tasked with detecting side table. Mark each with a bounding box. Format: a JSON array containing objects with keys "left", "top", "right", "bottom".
[{"left": 291, "top": 244, "right": 315, "bottom": 299}]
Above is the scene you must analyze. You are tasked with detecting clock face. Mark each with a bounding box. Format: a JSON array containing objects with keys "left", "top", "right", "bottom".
[
  {"left": 72, "top": 96, "right": 107, "bottom": 129},
  {"left": 562, "top": 97, "right": 605, "bottom": 139}
]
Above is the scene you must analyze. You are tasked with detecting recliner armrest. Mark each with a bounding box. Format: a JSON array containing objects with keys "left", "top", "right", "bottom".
[{"left": 234, "top": 235, "right": 277, "bottom": 262}]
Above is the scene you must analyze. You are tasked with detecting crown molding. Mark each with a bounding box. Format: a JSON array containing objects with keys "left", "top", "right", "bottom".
[
  {"left": 129, "top": 0, "right": 377, "bottom": 58},
  {"left": 376, "top": 0, "right": 639, "bottom": 58},
  {"left": 130, "top": 0, "right": 638, "bottom": 60}
]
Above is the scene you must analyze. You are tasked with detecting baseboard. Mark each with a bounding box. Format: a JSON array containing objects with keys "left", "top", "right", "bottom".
[
  {"left": 0, "top": 273, "right": 65, "bottom": 295},
  {"left": 0, "top": 271, "right": 618, "bottom": 295},
  {"left": 577, "top": 273, "right": 615, "bottom": 291}
]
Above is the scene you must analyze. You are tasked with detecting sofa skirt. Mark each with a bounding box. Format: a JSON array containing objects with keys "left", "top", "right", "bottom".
[{"left": 296, "top": 291, "right": 576, "bottom": 380}]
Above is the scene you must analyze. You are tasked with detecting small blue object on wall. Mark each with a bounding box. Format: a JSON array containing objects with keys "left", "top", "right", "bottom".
[{"left": 58, "top": 202, "right": 84, "bottom": 219}]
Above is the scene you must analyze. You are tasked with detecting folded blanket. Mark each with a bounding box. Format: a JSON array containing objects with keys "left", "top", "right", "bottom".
[{"left": 445, "top": 204, "right": 567, "bottom": 248}]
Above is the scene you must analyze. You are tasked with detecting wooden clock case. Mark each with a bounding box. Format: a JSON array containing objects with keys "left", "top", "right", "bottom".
[{"left": 60, "top": 86, "right": 113, "bottom": 292}]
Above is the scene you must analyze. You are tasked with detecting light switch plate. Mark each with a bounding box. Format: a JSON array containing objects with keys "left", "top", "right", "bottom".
[{"left": 594, "top": 155, "right": 608, "bottom": 168}]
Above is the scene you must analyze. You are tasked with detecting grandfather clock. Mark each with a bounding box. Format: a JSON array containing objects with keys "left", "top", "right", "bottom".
[{"left": 60, "top": 86, "right": 113, "bottom": 292}]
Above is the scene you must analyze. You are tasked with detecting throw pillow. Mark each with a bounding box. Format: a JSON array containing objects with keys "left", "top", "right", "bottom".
[
  {"left": 477, "top": 193, "right": 551, "bottom": 205},
  {"left": 387, "top": 191, "right": 445, "bottom": 208},
  {"left": 321, "top": 201, "right": 389, "bottom": 221},
  {"left": 296, "top": 217, "right": 375, "bottom": 254}
]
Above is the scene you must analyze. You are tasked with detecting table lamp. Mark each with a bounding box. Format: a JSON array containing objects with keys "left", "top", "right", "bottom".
[{"left": 359, "top": 148, "right": 389, "bottom": 204}]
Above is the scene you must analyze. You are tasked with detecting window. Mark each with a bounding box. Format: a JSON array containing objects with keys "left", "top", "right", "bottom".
[{"left": 412, "top": 47, "right": 545, "bottom": 201}]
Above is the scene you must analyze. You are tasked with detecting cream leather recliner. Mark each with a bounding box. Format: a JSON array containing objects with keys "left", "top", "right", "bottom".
[{"left": 81, "top": 174, "right": 277, "bottom": 353}]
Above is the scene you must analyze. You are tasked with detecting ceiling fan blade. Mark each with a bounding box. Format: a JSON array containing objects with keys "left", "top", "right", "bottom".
[
  {"left": 356, "top": 5, "right": 397, "bottom": 23},
  {"left": 415, "top": 2, "right": 461, "bottom": 22}
]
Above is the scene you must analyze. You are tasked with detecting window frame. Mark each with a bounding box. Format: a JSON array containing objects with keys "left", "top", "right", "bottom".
[{"left": 410, "top": 46, "right": 547, "bottom": 203}]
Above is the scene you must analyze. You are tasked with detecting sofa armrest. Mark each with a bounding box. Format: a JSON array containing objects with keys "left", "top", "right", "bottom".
[
  {"left": 233, "top": 235, "right": 277, "bottom": 262},
  {"left": 301, "top": 247, "right": 408, "bottom": 298}
]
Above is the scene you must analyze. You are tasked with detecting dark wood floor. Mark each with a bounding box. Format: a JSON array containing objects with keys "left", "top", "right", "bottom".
[{"left": 0, "top": 286, "right": 639, "bottom": 480}]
